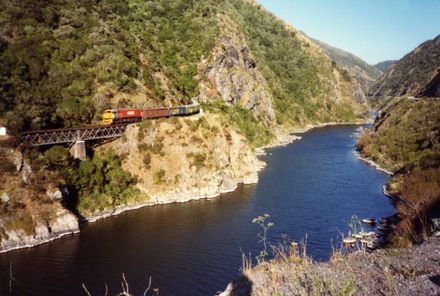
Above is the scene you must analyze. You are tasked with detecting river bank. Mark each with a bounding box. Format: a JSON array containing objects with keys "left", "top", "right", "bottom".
[
  {"left": 0, "top": 123, "right": 395, "bottom": 295},
  {"left": 0, "top": 120, "right": 369, "bottom": 253},
  {"left": 354, "top": 151, "right": 393, "bottom": 175},
  {"left": 84, "top": 119, "right": 369, "bottom": 223}
]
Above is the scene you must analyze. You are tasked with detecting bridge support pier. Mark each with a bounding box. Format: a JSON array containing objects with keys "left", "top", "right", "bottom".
[{"left": 70, "top": 140, "right": 87, "bottom": 160}]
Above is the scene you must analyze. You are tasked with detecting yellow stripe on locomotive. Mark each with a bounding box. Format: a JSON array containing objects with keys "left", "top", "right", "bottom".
[{"left": 102, "top": 109, "right": 116, "bottom": 125}]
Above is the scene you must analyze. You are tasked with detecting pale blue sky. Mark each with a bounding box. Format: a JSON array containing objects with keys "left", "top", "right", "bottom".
[{"left": 256, "top": 0, "right": 440, "bottom": 65}]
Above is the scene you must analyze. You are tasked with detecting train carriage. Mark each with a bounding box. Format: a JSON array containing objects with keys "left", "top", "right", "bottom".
[
  {"left": 169, "top": 106, "right": 186, "bottom": 116},
  {"left": 102, "top": 103, "right": 200, "bottom": 125},
  {"left": 142, "top": 107, "right": 170, "bottom": 119}
]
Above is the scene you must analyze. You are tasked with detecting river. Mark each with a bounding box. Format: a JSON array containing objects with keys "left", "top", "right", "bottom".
[{"left": 0, "top": 125, "right": 394, "bottom": 296}]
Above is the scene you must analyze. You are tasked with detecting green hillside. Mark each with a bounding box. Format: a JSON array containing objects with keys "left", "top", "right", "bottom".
[
  {"left": 0, "top": 0, "right": 366, "bottom": 133},
  {"left": 357, "top": 98, "right": 440, "bottom": 245},
  {"left": 312, "top": 38, "right": 383, "bottom": 92}
]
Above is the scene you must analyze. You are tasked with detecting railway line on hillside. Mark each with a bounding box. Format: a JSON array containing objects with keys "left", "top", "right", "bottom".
[
  {"left": 16, "top": 103, "right": 200, "bottom": 147},
  {"left": 12, "top": 103, "right": 201, "bottom": 159}
]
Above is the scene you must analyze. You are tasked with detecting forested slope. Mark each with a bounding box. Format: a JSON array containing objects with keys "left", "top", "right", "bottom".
[{"left": 0, "top": 0, "right": 367, "bottom": 133}]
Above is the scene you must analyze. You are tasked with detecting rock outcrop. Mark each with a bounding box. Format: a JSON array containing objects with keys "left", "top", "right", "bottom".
[
  {"left": 0, "top": 208, "right": 79, "bottom": 252},
  {"left": 95, "top": 113, "right": 265, "bottom": 215},
  {"left": 369, "top": 34, "right": 440, "bottom": 98},
  {"left": 0, "top": 146, "right": 79, "bottom": 253},
  {"left": 199, "top": 14, "right": 276, "bottom": 126}
]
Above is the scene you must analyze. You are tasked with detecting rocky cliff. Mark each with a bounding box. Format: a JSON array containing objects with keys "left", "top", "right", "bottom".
[
  {"left": 369, "top": 34, "right": 440, "bottom": 98},
  {"left": 0, "top": 140, "right": 79, "bottom": 252},
  {"left": 82, "top": 112, "right": 264, "bottom": 221},
  {"left": 199, "top": 14, "right": 276, "bottom": 126}
]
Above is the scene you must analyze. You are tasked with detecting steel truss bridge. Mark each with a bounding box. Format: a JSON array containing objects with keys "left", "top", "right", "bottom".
[{"left": 18, "top": 124, "right": 128, "bottom": 146}]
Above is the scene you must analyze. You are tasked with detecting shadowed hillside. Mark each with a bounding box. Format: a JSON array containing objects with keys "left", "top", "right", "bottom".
[{"left": 369, "top": 34, "right": 440, "bottom": 98}]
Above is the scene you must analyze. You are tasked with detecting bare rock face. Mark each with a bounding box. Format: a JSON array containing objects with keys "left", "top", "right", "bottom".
[
  {"left": 22, "top": 161, "right": 33, "bottom": 184},
  {"left": 352, "top": 81, "right": 366, "bottom": 103},
  {"left": 47, "top": 187, "right": 66, "bottom": 201},
  {"left": 0, "top": 192, "right": 10, "bottom": 203},
  {"left": 199, "top": 14, "right": 276, "bottom": 125},
  {"left": 0, "top": 208, "right": 79, "bottom": 252},
  {"left": 0, "top": 146, "right": 79, "bottom": 253},
  {"left": 98, "top": 114, "right": 265, "bottom": 212}
]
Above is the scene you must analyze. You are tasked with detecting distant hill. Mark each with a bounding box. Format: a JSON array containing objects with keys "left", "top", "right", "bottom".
[
  {"left": 374, "top": 60, "right": 397, "bottom": 72},
  {"left": 369, "top": 34, "right": 440, "bottom": 98},
  {"left": 312, "top": 39, "right": 383, "bottom": 92}
]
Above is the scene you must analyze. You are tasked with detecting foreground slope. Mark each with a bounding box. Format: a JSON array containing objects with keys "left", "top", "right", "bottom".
[
  {"left": 221, "top": 236, "right": 440, "bottom": 296},
  {"left": 369, "top": 34, "right": 440, "bottom": 98}
]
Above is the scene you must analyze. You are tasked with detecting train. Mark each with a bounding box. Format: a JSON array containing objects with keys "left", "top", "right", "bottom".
[{"left": 102, "top": 103, "right": 200, "bottom": 125}]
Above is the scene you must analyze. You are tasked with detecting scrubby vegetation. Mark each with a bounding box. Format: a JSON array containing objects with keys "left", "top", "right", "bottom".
[
  {"left": 42, "top": 146, "right": 140, "bottom": 215},
  {"left": 203, "top": 101, "right": 274, "bottom": 147},
  {"left": 0, "top": 0, "right": 219, "bottom": 131},
  {"left": 0, "top": 0, "right": 364, "bottom": 133},
  {"left": 222, "top": 0, "right": 362, "bottom": 126},
  {"left": 357, "top": 98, "right": 440, "bottom": 246}
]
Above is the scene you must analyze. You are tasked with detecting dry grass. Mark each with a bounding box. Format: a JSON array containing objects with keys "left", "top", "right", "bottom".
[{"left": 391, "top": 167, "right": 440, "bottom": 246}]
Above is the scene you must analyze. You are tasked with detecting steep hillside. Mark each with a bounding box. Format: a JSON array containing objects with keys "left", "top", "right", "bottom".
[
  {"left": 374, "top": 60, "right": 396, "bottom": 72},
  {"left": 0, "top": 0, "right": 368, "bottom": 251},
  {"left": 0, "top": 138, "right": 79, "bottom": 252},
  {"left": 357, "top": 98, "right": 440, "bottom": 246},
  {"left": 369, "top": 34, "right": 440, "bottom": 98},
  {"left": 0, "top": 0, "right": 367, "bottom": 133},
  {"left": 312, "top": 39, "right": 383, "bottom": 92}
]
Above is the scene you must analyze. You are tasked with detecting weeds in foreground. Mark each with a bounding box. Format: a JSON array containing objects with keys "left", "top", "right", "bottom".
[
  {"left": 252, "top": 213, "right": 274, "bottom": 262},
  {"left": 245, "top": 214, "right": 311, "bottom": 270},
  {"left": 82, "top": 274, "right": 159, "bottom": 296}
]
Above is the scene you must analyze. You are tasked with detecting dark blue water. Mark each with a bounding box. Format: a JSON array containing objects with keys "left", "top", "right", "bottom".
[{"left": 0, "top": 125, "right": 394, "bottom": 296}]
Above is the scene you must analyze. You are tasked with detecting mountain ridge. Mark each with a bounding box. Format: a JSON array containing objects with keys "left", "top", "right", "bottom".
[
  {"left": 369, "top": 34, "right": 440, "bottom": 98},
  {"left": 374, "top": 60, "right": 397, "bottom": 72},
  {"left": 311, "top": 38, "right": 383, "bottom": 92}
]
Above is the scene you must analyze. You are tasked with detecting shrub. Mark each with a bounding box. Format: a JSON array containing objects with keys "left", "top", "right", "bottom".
[
  {"left": 357, "top": 134, "right": 372, "bottom": 151},
  {"left": 188, "top": 152, "right": 207, "bottom": 169},
  {"left": 153, "top": 169, "right": 166, "bottom": 185},
  {"left": 143, "top": 153, "right": 151, "bottom": 168}
]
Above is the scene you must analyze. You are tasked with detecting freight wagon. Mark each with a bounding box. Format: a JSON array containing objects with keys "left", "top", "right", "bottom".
[{"left": 102, "top": 104, "right": 200, "bottom": 125}]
